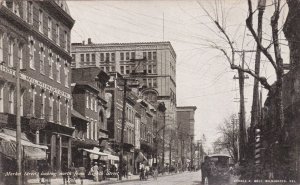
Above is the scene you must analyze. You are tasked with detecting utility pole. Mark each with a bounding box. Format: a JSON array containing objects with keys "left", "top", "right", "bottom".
[
  {"left": 16, "top": 41, "right": 22, "bottom": 185},
  {"left": 119, "top": 78, "right": 127, "bottom": 180},
  {"left": 197, "top": 140, "right": 200, "bottom": 169},
  {"left": 162, "top": 111, "right": 165, "bottom": 168},
  {"left": 190, "top": 135, "right": 193, "bottom": 170},
  {"left": 233, "top": 50, "right": 251, "bottom": 162}
]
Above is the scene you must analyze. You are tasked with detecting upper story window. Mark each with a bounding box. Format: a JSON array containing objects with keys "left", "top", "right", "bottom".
[
  {"left": 148, "top": 52, "right": 152, "bottom": 60},
  {"left": 86, "top": 93, "right": 89, "bottom": 109},
  {"left": 30, "top": 87, "right": 36, "bottom": 117},
  {"left": 64, "top": 63, "right": 69, "bottom": 88},
  {"left": 41, "top": 90, "right": 45, "bottom": 119},
  {"left": 105, "top": 53, "right": 109, "bottom": 62},
  {"left": 111, "top": 53, "right": 115, "bottom": 62},
  {"left": 153, "top": 64, "right": 157, "bottom": 74},
  {"left": 8, "top": 39, "right": 14, "bottom": 67},
  {"left": 48, "top": 17, "right": 52, "bottom": 40},
  {"left": 80, "top": 54, "right": 84, "bottom": 62},
  {"left": 28, "top": 1, "right": 33, "bottom": 24},
  {"left": 18, "top": 44, "right": 23, "bottom": 69},
  {"left": 153, "top": 51, "right": 157, "bottom": 60},
  {"left": 49, "top": 51, "right": 53, "bottom": 79},
  {"left": 49, "top": 94, "right": 54, "bottom": 122},
  {"left": 143, "top": 52, "right": 146, "bottom": 59},
  {"left": 57, "top": 97, "right": 61, "bottom": 124},
  {"left": 100, "top": 53, "right": 104, "bottom": 61},
  {"left": 40, "top": 46, "right": 45, "bottom": 74},
  {"left": 126, "top": 52, "right": 129, "bottom": 60},
  {"left": 91, "top": 53, "right": 96, "bottom": 62},
  {"left": 9, "top": 88, "right": 14, "bottom": 114},
  {"left": 94, "top": 99, "right": 97, "bottom": 112},
  {"left": 120, "top": 66, "right": 124, "bottom": 74},
  {"left": 0, "top": 33, "right": 3, "bottom": 63},
  {"left": 38, "top": 9, "right": 43, "bottom": 33},
  {"left": 56, "top": 23, "right": 60, "bottom": 45},
  {"left": 64, "top": 31, "right": 68, "bottom": 50},
  {"left": 120, "top": 53, "right": 124, "bottom": 61},
  {"left": 65, "top": 100, "right": 69, "bottom": 126},
  {"left": 29, "top": 38, "right": 35, "bottom": 69},
  {"left": 56, "top": 57, "right": 61, "bottom": 83},
  {"left": 0, "top": 85, "right": 3, "bottom": 113},
  {"left": 86, "top": 54, "right": 90, "bottom": 63},
  {"left": 131, "top": 52, "right": 135, "bottom": 60},
  {"left": 90, "top": 96, "right": 94, "bottom": 111}
]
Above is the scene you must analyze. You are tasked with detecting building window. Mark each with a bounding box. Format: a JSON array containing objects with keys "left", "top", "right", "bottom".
[
  {"left": 111, "top": 66, "right": 115, "bottom": 72},
  {"left": 105, "top": 66, "right": 109, "bottom": 72},
  {"left": 148, "top": 65, "right": 152, "bottom": 74},
  {"left": 86, "top": 121, "right": 90, "bottom": 139},
  {"left": 56, "top": 24, "right": 60, "bottom": 45},
  {"left": 38, "top": 9, "right": 43, "bottom": 33},
  {"left": 56, "top": 57, "right": 61, "bottom": 83},
  {"left": 111, "top": 53, "right": 115, "bottom": 62},
  {"left": 90, "top": 96, "right": 94, "bottom": 111},
  {"left": 91, "top": 53, "right": 95, "bottom": 62},
  {"left": 148, "top": 52, "right": 152, "bottom": 60},
  {"left": 126, "top": 52, "right": 129, "bottom": 60},
  {"left": 22, "top": 1, "right": 27, "bottom": 21},
  {"left": 28, "top": 1, "right": 33, "bottom": 24},
  {"left": 41, "top": 91, "right": 45, "bottom": 118},
  {"left": 64, "top": 31, "right": 67, "bottom": 50},
  {"left": 148, "top": 79, "right": 152, "bottom": 87},
  {"left": 86, "top": 93, "right": 89, "bottom": 109},
  {"left": 125, "top": 66, "right": 130, "bottom": 74},
  {"left": 64, "top": 64, "right": 69, "bottom": 88},
  {"left": 105, "top": 53, "right": 109, "bottom": 62},
  {"left": 49, "top": 94, "right": 54, "bottom": 122},
  {"left": 100, "top": 53, "right": 104, "bottom": 61},
  {"left": 131, "top": 52, "right": 135, "bottom": 60},
  {"left": 8, "top": 39, "right": 14, "bottom": 67},
  {"left": 94, "top": 99, "right": 97, "bottom": 112},
  {"left": 48, "top": 17, "right": 52, "bottom": 39},
  {"left": 143, "top": 52, "right": 146, "bottom": 59},
  {"left": 86, "top": 54, "right": 90, "bottom": 63},
  {"left": 153, "top": 51, "right": 157, "bottom": 60},
  {"left": 0, "top": 33, "right": 3, "bottom": 62},
  {"left": 18, "top": 45, "right": 23, "bottom": 69},
  {"left": 57, "top": 98, "right": 61, "bottom": 124},
  {"left": 153, "top": 78, "right": 157, "bottom": 88},
  {"left": 9, "top": 88, "right": 14, "bottom": 114},
  {"left": 80, "top": 54, "right": 84, "bottom": 62},
  {"left": 153, "top": 64, "right": 157, "bottom": 74},
  {"left": 94, "top": 120, "right": 97, "bottom": 140},
  {"left": 30, "top": 87, "right": 36, "bottom": 117},
  {"left": 65, "top": 101, "right": 69, "bottom": 126},
  {"left": 40, "top": 46, "right": 45, "bottom": 74},
  {"left": 0, "top": 86, "right": 4, "bottom": 113},
  {"left": 29, "top": 39, "right": 35, "bottom": 69},
  {"left": 120, "top": 53, "right": 124, "bottom": 61},
  {"left": 120, "top": 66, "right": 124, "bottom": 74},
  {"left": 49, "top": 51, "right": 53, "bottom": 79}
]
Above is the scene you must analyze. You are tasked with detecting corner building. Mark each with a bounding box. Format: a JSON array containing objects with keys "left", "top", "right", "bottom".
[
  {"left": 71, "top": 40, "right": 177, "bottom": 132},
  {"left": 0, "top": 0, "right": 75, "bottom": 176}
]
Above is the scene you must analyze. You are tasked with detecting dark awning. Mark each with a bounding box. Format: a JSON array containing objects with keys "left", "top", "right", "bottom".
[{"left": 71, "top": 109, "right": 89, "bottom": 122}]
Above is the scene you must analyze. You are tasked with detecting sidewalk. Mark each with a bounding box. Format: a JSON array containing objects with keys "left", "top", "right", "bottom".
[{"left": 27, "top": 171, "right": 185, "bottom": 185}]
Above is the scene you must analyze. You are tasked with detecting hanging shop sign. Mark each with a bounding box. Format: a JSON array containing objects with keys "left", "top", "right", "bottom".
[{"left": 0, "top": 65, "right": 71, "bottom": 99}]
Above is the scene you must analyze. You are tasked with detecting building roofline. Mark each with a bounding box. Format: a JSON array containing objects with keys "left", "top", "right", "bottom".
[
  {"left": 71, "top": 41, "right": 176, "bottom": 59},
  {"left": 177, "top": 106, "right": 197, "bottom": 111}
]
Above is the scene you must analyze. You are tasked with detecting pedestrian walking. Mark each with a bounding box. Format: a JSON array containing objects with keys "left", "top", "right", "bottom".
[
  {"left": 70, "top": 163, "right": 77, "bottom": 184},
  {"left": 78, "top": 166, "right": 86, "bottom": 185},
  {"left": 153, "top": 167, "right": 158, "bottom": 180},
  {"left": 62, "top": 162, "right": 69, "bottom": 185},
  {"left": 92, "top": 162, "right": 99, "bottom": 182},
  {"left": 140, "top": 167, "right": 145, "bottom": 180}
]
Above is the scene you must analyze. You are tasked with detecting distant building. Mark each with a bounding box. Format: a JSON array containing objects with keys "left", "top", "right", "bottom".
[
  {"left": 176, "top": 106, "right": 197, "bottom": 169},
  {"left": 71, "top": 40, "right": 177, "bottom": 132},
  {"left": 0, "top": 0, "right": 75, "bottom": 180}
]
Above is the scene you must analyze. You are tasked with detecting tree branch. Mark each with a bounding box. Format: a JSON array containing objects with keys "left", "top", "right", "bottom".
[{"left": 246, "top": 0, "right": 278, "bottom": 71}]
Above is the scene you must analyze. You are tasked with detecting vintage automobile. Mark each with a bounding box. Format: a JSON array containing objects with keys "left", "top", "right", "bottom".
[{"left": 208, "top": 154, "right": 233, "bottom": 185}]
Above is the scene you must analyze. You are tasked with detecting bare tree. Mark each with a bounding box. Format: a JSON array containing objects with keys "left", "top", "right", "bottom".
[{"left": 213, "top": 114, "right": 239, "bottom": 163}]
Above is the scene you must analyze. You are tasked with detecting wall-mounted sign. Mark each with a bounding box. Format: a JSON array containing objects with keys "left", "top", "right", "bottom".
[{"left": 29, "top": 118, "right": 47, "bottom": 131}]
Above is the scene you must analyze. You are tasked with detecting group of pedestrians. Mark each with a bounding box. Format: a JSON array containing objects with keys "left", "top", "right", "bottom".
[{"left": 139, "top": 166, "right": 158, "bottom": 181}]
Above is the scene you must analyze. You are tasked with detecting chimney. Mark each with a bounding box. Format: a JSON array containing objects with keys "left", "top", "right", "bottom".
[
  {"left": 88, "top": 38, "right": 92, "bottom": 44},
  {"left": 82, "top": 40, "right": 85, "bottom": 45}
]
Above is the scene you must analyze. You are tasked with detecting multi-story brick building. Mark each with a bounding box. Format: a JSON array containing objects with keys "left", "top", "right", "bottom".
[
  {"left": 0, "top": 0, "right": 75, "bottom": 179},
  {"left": 71, "top": 40, "right": 177, "bottom": 132},
  {"left": 176, "top": 106, "right": 197, "bottom": 170},
  {"left": 71, "top": 67, "right": 109, "bottom": 170}
]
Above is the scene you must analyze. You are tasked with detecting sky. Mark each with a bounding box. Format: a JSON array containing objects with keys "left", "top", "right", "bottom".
[{"left": 67, "top": 0, "right": 289, "bottom": 151}]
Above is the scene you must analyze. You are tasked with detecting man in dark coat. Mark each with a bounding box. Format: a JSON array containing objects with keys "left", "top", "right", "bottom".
[{"left": 201, "top": 156, "right": 211, "bottom": 185}]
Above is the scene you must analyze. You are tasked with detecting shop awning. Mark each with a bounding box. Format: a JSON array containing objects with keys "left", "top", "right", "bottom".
[
  {"left": 107, "top": 154, "right": 119, "bottom": 161},
  {"left": 0, "top": 129, "right": 47, "bottom": 160},
  {"left": 83, "top": 148, "right": 108, "bottom": 156}
]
